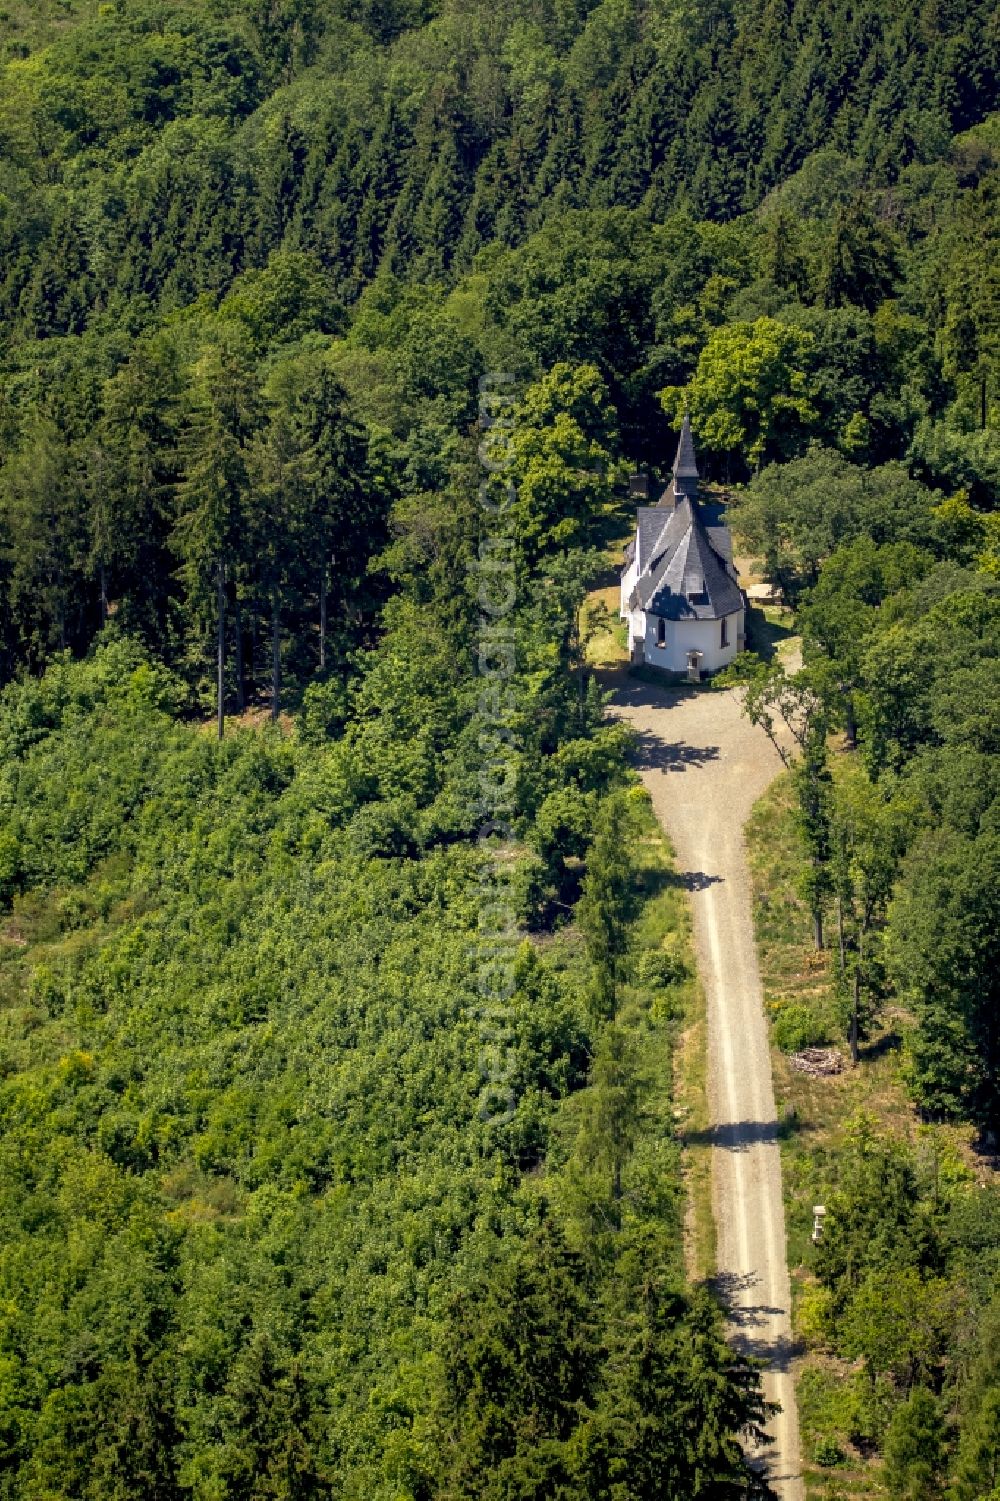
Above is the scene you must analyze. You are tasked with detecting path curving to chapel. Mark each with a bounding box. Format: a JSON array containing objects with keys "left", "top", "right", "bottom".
[{"left": 614, "top": 675, "right": 804, "bottom": 1501}]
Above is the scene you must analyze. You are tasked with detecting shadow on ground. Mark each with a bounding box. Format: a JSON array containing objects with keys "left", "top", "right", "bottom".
[
  {"left": 678, "top": 869, "right": 724, "bottom": 890},
  {"left": 615, "top": 679, "right": 724, "bottom": 770},
  {"left": 633, "top": 866, "right": 723, "bottom": 901},
  {"left": 684, "top": 1119, "right": 779, "bottom": 1150},
  {"left": 747, "top": 605, "right": 795, "bottom": 662},
  {"left": 859, "top": 1030, "right": 902, "bottom": 1062},
  {"left": 631, "top": 729, "right": 722, "bottom": 772},
  {"left": 683, "top": 1114, "right": 809, "bottom": 1151},
  {"left": 711, "top": 1271, "right": 801, "bottom": 1374}
]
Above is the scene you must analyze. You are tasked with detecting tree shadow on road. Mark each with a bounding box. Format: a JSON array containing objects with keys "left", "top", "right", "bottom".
[
  {"left": 712, "top": 1270, "right": 786, "bottom": 1325},
  {"left": 681, "top": 1119, "right": 782, "bottom": 1150},
  {"left": 710, "top": 1271, "right": 801, "bottom": 1372},
  {"left": 630, "top": 728, "right": 722, "bottom": 771},
  {"left": 678, "top": 869, "right": 723, "bottom": 890},
  {"left": 633, "top": 867, "right": 723, "bottom": 902}
]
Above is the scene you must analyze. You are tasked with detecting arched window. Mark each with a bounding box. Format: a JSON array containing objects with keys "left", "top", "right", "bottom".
[{"left": 656, "top": 618, "right": 666, "bottom": 647}]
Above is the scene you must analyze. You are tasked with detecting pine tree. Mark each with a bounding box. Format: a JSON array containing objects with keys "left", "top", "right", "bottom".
[
  {"left": 175, "top": 334, "right": 263, "bottom": 735},
  {"left": 793, "top": 724, "right": 834, "bottom": 951},
  {"left": 816, "top": 198, "right": 900, "bottom": 311},
  {"left": 98, "top": 334, "right": 184, "bottom": 649},
  {"left": 573, "top": 1021, "right": 642, "bottom": 1213},
  {"left": 412, "top": 133, "right": 469, "bottom": 279},
  {"left": 591, "top": 1247, "right": 778, "bottom": 1499},
  {"left": 0, "top": 408, "right": 90, "bottom": 667},
  {"left": 954, "top": 1386, "right": 1000, "bottom": 1500},
  {"left": 577, "top": 792, "right": 639, "bottom": 1024},
  {"left": 430, "top": 1215, "right": 597, "bottom": 1500},
  {"left": 252, "top": 400, "right": 300, "bottom": 720},
  {"left": 285, "top": 361, "right": 379, "bottom": 674},
  {"left": 882, "top": 1387, "right": 943, "bottom": 1501}
]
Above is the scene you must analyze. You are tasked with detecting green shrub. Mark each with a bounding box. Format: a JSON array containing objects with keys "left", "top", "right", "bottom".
[
  {"left": 637, "top": 946, "right": 689, "bottom": 990},
  {"left": 771, "top": 1000, "right": 834, "bottom": 1052},
  {"left": 814, "top": 1434, "right": 846, "bottom": 1467}
]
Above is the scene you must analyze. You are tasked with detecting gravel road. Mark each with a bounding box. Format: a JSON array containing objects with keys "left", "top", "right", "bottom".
[{"left": 614, "top": 675, "right": 804, "bottom": 1501}]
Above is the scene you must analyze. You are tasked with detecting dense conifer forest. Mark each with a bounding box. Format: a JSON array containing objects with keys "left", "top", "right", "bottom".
[{"left": 1, "top": 0, "right": 1000, "bottom": 1496}]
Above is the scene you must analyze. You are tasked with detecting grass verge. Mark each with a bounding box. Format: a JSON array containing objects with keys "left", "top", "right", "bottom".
[
  {"left": 675, "top": 970, "right": 715, "bottom": 1282},
  {"left": 545, "top": 788, "right": 710, "bottom": 1275},
  {"left": 582, "top": 542, "right": 715, "bottom": 1281},
  {"left": 629, "top": 797, "right": 715, "bottom": 1282}
]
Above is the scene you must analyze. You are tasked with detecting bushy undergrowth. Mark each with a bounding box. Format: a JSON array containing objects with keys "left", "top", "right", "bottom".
[{"left": 0, "top": 639, "right": 769, "bottom": 1498}]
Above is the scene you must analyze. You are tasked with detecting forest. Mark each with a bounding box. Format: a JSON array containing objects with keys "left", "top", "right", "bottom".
[{"left": 0, "top": 0, "right": 999, "bottom": 1496}]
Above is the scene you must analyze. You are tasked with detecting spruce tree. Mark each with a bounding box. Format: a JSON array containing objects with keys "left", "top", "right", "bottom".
[
  {"left": 175, "top": 333, "right": 263, "bottom": 735},
  {"left": 577, "top": 792, "right": 639, "bottom": 1025}
]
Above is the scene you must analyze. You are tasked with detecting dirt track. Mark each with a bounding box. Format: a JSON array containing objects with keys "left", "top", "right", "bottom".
[{"left": 614, "top": 676, "right": 804, "bottom": 1501}]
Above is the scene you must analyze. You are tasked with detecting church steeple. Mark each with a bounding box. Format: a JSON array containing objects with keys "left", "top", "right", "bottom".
[{"left": 672, "top": 414, "right": 699, "bottom": 499}]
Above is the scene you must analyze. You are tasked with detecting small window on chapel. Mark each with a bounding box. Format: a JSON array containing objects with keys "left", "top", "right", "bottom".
[
  {"left": 721, "top": 616, "right": 729, "bottom": 649},
  {"left": 657, "top": 618, "right": 666, "bottom": 647}
]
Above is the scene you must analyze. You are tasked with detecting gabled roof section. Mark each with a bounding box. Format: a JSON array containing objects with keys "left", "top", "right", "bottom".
[
  {"left": 707, "top": 526, "right": 733, "bottom": 563},
  {"left": 635, "top": 506, "right": 683, "bottom": 573}
]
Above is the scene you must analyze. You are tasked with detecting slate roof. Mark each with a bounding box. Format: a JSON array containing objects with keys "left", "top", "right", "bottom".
[
  {"left": 623, "top": 421, "right": 741, "bottom": 622},
  {"left": 707, "top": 525, "right": 733, "bottom": 564},
  {"left": 672, "top": 413, "right": 699, "bottom": 482},
  {"left": 635, "top": 507, "right": 673, "bottom": 572},
  {"left": 687, "top": 494, "right": 734, "bottom": 561},
  {"left": 631, "top": 496, "right": 743, "bottom": 621}
]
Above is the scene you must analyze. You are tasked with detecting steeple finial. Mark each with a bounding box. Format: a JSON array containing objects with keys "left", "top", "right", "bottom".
[{"left": 672, "top": 414, "right": 699, "bottom": 496}]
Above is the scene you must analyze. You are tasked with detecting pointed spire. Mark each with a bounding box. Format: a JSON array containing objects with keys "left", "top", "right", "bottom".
[{"left": 672, "top": 414, "right": 699, "bottom": 496}]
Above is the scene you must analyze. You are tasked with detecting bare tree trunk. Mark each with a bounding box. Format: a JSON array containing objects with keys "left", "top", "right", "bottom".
[
  {"left": 319, "top": 572, "right": 327, "bottom": 672},
  {"left": 271, "top": 585, "right": 281, "bottom": 722},
  {"left": 573, "top": 605, "right": 584, "bottom": 700},
  {"left": 812, "top": 908, "right": 824, "bottom": 951},
  {"left": 850, "top": 965, "right": 861, "bottom": 1064},
  {"left": 56, "top": 568, "right": 66, "bottom": 652},
  {"left": 216, "top": 560, "right": 226, "bottom": 741},
  {"left": 837, "top": 896, "right": 847, "bottom": 979},
  {"left": 234, "top": 593, "right": 246, "bottom": 712},
  {"left": 99, "top": 561, "right": 108, "bottom": 627},
  {"left": 844, "top": 696, "right": 857, "bottom": 750},
  {"left": 248, "top": 608, "right": 257, "bottom": 699}
]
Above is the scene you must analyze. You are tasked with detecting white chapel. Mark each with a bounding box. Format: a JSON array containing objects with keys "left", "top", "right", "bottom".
[{"left": 620, "top": 417, "right": 745, "bottom": 677}]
